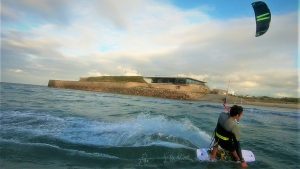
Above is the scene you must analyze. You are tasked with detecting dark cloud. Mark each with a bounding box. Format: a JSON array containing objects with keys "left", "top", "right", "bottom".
[
  {"left": 1, "top": 30, "right": 88, "bottom": 84},
  {"left": 2, "top": 0, "right": 71, "bottom": 24}
]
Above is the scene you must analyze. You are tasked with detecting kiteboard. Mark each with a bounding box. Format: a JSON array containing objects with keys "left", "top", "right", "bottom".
[{"left": 196, "top": 148, "right": 255, "bottom": 162}]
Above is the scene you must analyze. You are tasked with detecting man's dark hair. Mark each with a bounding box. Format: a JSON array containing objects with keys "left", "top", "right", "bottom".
[{"left": 230, "top": 105, "right": 243, "bottom": 117}]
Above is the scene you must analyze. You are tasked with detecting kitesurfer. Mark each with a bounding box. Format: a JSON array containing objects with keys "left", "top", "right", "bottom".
[{"left": 210, "top": 105, "right": 248, "bottom": 168}]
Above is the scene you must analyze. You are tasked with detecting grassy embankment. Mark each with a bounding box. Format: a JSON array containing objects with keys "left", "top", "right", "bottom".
[{"left": 81, "top": 76, "right": 147, "bottom": 83}]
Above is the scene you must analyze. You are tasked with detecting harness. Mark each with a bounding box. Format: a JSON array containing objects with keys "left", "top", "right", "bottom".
[{"left": 214, "top": 123, "right": 235, "bottom": 142}]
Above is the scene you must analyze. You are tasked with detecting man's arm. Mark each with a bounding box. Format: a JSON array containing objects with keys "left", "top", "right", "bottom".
[
  {"left": 235, "top": 140, "right": 244, "bottom": 162},
  {"left": 232, "top": 135, "right": 248, "bottom": 167},
  {"left": 232, "top": 126, "right": 244, "bottom": 161}
]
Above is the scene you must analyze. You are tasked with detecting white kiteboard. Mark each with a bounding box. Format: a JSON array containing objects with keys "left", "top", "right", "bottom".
[{"left": 196, "top": 148, "right": 255, "bottom": 162}]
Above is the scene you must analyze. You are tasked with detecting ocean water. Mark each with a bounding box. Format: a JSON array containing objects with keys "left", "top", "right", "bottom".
[{"left": 0, "top": 82, "right": 299, "bottom": 169}]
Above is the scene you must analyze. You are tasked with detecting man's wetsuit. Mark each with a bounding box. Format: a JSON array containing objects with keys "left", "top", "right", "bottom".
[{"left": 214, "top": 112, "right": 244, "bottom": 162}]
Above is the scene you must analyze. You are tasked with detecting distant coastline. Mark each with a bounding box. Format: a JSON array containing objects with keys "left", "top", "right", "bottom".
[
  {"left": 47, "top": 76, "right": 299, "bottom": 109},
  {"left": 198, "top": 94, "right": 299, "bottom": 109}
]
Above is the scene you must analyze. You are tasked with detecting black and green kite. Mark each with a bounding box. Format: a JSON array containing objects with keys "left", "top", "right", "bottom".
[{"left": 252, "top": 1, "right": 271, "bottom": 37}]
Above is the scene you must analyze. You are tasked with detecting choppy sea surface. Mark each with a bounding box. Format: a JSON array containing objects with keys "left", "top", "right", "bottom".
[{"left": 0, "top": 82, "right": 299, "bottom": 169}]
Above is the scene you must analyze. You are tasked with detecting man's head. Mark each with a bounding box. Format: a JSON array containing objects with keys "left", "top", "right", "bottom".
[{"left": 230, "top": 105, "right": 243, "bottom": 119}]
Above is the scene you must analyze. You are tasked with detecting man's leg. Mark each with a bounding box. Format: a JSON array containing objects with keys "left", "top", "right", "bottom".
[{"left": 210, "top": 143, "right": 218, "bottom": 160}]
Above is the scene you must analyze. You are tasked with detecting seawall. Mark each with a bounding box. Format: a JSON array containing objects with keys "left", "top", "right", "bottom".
[{"left": 48, "top": 80, "right": 210, "bottom": 100}]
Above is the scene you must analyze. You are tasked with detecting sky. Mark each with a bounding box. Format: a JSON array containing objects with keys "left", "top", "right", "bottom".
[{"left": 1, "top": 0, "right": 299, "bottom": 97}]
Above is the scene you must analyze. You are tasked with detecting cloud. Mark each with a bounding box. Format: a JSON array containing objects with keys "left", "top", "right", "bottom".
[
  {"left": 177, "top": 73, "right": 209, "bottom": 82},
  {"left": 1, "top": 3, "right": 19, "bottom": 22},
  {"left": 1, "top": 0, "right": 298, "bottom": 97},
  {"left": 238, "top": 81, "right": 259, "bottom": 88},
  {"left": 117, "top": 66, "right": 141, "bottom": 76},
  {"left": 87, "top": 71, "right": 110, "bottom": 77},
  {"left": 9, "top": 69, "right": 24, "bottom": 73},
  {"left": 2, "top": 0, "right": 71, "bottom": 24}
]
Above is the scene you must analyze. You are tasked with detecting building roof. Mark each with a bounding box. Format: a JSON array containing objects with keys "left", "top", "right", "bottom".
[{"left": 145, "top": 76, "right": 206, "bottom": 83}]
